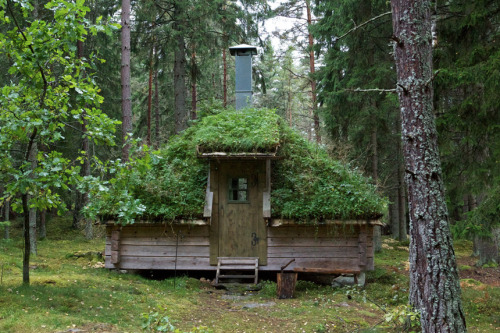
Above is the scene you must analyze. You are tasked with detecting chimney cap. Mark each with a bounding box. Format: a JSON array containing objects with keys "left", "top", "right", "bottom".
[{"left": 229, "top": 44, "right": 258, "bottom": 56}]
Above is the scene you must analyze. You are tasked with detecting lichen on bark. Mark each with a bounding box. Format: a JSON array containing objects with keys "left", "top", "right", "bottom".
[{"left": 390, "top": 0, "right": 467, "bottom": 331}]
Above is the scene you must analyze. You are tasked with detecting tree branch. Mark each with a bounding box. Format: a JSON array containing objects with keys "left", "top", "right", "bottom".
[
  {"left": 335, "top": 11, "right": 392, "bottom": 44},
  {"left": 344, "top": 88, "right": 397, "bottom": 94},
  {"left": 7, "top": 0, "right": 48, "bottom": 100}
]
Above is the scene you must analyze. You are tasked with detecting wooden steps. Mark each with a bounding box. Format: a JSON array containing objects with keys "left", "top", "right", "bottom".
[{"left": 215, "top": 257, "right": 259, "bottom": 284}]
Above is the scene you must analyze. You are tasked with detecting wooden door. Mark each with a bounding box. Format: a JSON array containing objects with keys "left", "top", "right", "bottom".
[{"left": 218, "top": 160, "right": 267, "bottom": 264}]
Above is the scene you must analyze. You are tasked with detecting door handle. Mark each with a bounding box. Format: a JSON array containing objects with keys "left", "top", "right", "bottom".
[{"left": 251, "top": 232, "right": 259, "bottom": 246}]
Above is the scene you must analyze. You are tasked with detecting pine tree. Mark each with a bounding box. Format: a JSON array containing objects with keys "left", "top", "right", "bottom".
[{"left": 390, "top": 0, "right": 466, "bottom": 330}]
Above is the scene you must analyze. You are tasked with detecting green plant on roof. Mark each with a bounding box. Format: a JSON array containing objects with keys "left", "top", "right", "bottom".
[
  {"left": 85, "top": 107, "right": 385, "bottom": 224},
  {"left": 194, "top": 107, "right": 281, "bottom": 153}
]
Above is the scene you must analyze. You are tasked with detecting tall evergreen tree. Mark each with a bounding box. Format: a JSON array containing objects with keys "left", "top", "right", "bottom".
[{"left": 390, "top": 0, "right": 466, "bottom": 330}]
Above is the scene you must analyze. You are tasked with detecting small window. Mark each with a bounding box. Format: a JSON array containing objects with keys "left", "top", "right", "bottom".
[{"left": 229, "top": 177, "right": 248, "bottom": 202}]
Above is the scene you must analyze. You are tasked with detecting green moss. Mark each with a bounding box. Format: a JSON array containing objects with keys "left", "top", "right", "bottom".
[
  {"left": 100, "top": 108, "right": 385, "bottom": 221},
  {"left": 194, "top": 107, "right": 281, "bottom": 153}
]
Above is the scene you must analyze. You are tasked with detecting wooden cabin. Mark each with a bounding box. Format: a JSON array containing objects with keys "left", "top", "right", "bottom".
[
  {"left": 104, "top": 45, "right": 383, "bottom": 282},
  {"left": 105, "top": 148, "right": 382, "bottom": 280}
]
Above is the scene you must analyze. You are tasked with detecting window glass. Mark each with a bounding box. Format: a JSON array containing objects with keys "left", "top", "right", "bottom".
[{"left": 229, "top": 177, "right": 248, "bottom": 202}]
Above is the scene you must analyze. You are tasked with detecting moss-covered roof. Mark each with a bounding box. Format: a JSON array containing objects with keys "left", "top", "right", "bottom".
[
  {"left": 194, "top": 107, "right": 281, "bottom": 153},
  {"left": 97, "top": 109, "right": 385, "bottom": 221},
  {"left": 99, "top": 108, "right": 385, "bottom": 222}
]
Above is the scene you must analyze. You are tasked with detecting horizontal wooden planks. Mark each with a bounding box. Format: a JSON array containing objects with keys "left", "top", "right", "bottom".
[
  {"left": 105, "top": 224, "right": 211, "bottom": 271},
  {"left": 105, "top": 256, "right": 212, "bottom": 270},
  {"left": 266, "top": 225, "right": 375, "bottom": 271},
  {"left": 104, "top": 223, "right": 376, "bottom": 272},
  {"left": 105, "top": 244, "right": 209, "bottom": 257},
  {"left": 262, "top": 258, "right": 361, "bottom": 271}
]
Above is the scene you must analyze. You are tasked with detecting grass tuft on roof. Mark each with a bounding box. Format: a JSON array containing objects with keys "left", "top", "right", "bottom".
[{"left": 94, "top": 108, "right": 385, "bottom": 223}]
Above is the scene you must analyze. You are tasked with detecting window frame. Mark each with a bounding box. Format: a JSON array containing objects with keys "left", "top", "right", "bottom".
[{"left": 227, "top": 177, "right": 250, "bottom": 204}]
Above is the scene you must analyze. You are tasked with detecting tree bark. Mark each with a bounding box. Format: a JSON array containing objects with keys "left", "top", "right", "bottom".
[
  {"left": 22, "top": 193, "right": 30, "bottom": 285},
  {"left": 390, "top": 191, "right": 400, "bottom": 239},
  {"left": 147, "top": 43, "right": 153, "bottom": 146},
  {"left": 397, "top": 114, "right": 407, "bottom": 241},
  {"left": 121, "top": 0, "right": 132, "bottom": 160},
  {"left": 371, "top": 123, "right": 381, "bottom": 252},
  {"left": 173, "top": 4, "right": 187, "bottom": 134},
  {"left": 3, "top": 198, "right": 9, "bottom": 239},
  {"left": 154, "top": 58, "right": 160, "bottom": 148},
  {"left": 305, "top": 0, "right": 320, "bottom": 143},
  {"left": 29, "top": 142, "right": 37, "bottom": 255},
  {"left": 475, "top": 232, "right": 499, "bottom": 266},
  {"left": 398, "top": 152, "right": 407, "bottom": 241},
  {"left": 39, "top": 209, "right": 46, "bottom": 239},
  {"left": 222, "top": 4, "right": 227, "bottom": 108},
  {"left": 190, "top": 45, "right": 197, "bottom": 120},
  {"left": 390, "top": 0, "right": 466, "bottom": 331}
]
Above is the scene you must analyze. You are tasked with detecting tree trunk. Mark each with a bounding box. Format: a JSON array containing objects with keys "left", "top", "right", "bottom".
[
  {"left": 475, "top": 231, "right": 499, "bottom": 266},
  {"left": 147, "top": 43, "right": 153, "bottom": 146},
  {"left": 222, "top": 5, "right": 227, "bottom": 108},
  {"left": 398, "top": 154, "right": 407, "bottom": 241},
  {"left": 305, "top": 0, "right": 320, "bottom": 144},
  {"left": 73, "top": 189, "right": 82, "bottom": 229},
  {"left": 390, "top": 0, "right": 466, "bottom": 331},
  {"left": 390, "top": 191, "right": 400, "bottom": 239},
  {"left": 191, "top": 45, "right": 197, "bottom": 120},
  {"left": 3, "top": 198, "right": 9, "bottom": 239},
  {"left": 371, "top": 123, "right": 381, "bottom": 252},
  {"left": 39, "top": 209, "right": 46, "bottom": 240},
  {"left": 173, "top": 4, "right": 187, "bottom": 134},
  {"left": 397, "top": 115, "right": 407, "bottom": 241},
  {"left": 22, "top": 193, "right": 30, "bottom": 285},
  {"left": 121, "top": 0, "right": 132, "bottom": 161},
  {"left": 154, "top": 48, "right": 160, "bottom": 148},
  {"left": 29, "top": 142, "right": 37, "bottom": 255}
]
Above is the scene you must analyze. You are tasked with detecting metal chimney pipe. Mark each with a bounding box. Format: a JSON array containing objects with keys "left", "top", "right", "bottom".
[{"left": 229, "top": 44, "right": 257, "bottom": 109}]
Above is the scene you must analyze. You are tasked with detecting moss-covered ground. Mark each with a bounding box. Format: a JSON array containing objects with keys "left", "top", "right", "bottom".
[{"left": 0, "top": 217, "right": 498, "bottom": 332}]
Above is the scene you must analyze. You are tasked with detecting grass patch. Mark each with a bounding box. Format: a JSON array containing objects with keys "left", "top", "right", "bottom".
[{"left": 1, "top": 218, "right": 498, "bottom": 332}]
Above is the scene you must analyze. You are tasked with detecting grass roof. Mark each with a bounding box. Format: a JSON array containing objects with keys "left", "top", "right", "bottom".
[
  {"left": 98, "top": 108, "right": 385, "bottom": 222},
  {"left": 194, "top": 107, "right": 281, "bottom": 153}
]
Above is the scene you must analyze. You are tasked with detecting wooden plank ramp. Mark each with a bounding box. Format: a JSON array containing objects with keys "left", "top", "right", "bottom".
[{"left": 215, "top": 257, "right": 259, "bottom": 284}]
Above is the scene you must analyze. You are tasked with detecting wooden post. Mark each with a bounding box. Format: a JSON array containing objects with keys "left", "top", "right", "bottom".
[
  {"left": 277, "top": 272, "right": 297, "bottom": 299},
  {"left": 111, "top": 229, "right": 121, "bottom": 265}
]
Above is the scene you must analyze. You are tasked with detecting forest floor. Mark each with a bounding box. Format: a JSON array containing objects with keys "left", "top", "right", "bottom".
[{"left": 0, "top": 217, "right": 498, "bottom": 333}]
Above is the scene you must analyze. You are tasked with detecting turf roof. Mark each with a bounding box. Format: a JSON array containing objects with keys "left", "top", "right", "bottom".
[{"left": 124, "top": 107, "right": 385, "bottom": 222}]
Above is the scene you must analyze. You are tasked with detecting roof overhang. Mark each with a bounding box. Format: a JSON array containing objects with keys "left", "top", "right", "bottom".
[{"left": 197, "top": 152, "right": 283, "bottom": 160}]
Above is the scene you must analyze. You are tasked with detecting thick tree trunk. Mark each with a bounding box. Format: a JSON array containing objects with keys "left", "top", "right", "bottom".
[
  {"left": 306, "top": 0, "right": 320, "bottom": 144},
  {"left": 390, "top": 0, "right": 466, "bottom": 331},
  {"left": 121, "top": 0, "right": 132, "bottom": 161},
  {"left": 398, "top": 155, "right": 407, "bottom": 241},
  {"left": 397, "top": 116, "right": 407, "bottom": 241}
]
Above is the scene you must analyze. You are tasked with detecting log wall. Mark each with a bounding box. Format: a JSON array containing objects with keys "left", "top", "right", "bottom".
[{"left": 105, "top": 223, "right": 374, "bottom": 271}]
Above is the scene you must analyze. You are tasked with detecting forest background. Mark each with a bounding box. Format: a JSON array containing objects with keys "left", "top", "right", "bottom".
[{"left": 0, "top": 0, "right": 499, "bottom": 330}]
